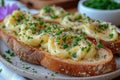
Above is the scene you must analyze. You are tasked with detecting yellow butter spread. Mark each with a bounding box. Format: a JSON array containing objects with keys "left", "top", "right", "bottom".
[
  {"left": 39, "top": 6, "right": 118, "bottom": 42},
  {"left": 39, "top": 5, "right": 68, "bottom": 22},
  {"left": 1, "top": 10, "right": 98, "bottom": 60}
]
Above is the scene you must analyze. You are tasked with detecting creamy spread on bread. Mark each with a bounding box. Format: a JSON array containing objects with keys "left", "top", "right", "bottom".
[
  {"left": 1, "top": 10, "right": 98, "bottom": 60},
  {"left": 60, "top": 13, "right": 118, "bottom": 42},
  {"left": 39, "top": 6, "right": 118, "bottom": 42},
  {"left": 39, "top": 5, "right": 68, "bottom": 22},
  {"left": 61, "top": 13, "right": 88, "bottom": 29},
  {"left": 82, "top": 22, "right": 118, "bottom": 41}
]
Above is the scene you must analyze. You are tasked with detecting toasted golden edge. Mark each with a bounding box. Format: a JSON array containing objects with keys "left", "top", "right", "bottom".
[
  {"left": 0, "top": 28, "right": 116, "bottom": 77},
  {"left": 88, "top": 37, "right": 120, "bottom": 54}
]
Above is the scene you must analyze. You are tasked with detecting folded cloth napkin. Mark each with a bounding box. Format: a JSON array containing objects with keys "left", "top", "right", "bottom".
[{"left": 0, "top": 0, "right": 39, "bottom": 80}]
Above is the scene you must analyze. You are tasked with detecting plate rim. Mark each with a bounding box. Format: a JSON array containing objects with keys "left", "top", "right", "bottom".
[
  {"left": 0, "top": 40, "right": 120, "bottom": 80},
  {"left": 0, "top": 55, "right": 120, "bottom": 80}
]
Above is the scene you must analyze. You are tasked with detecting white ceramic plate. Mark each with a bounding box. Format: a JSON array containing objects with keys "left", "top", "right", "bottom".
[{"left": 0, "top": 40, "right": 120, "bottom": 80}]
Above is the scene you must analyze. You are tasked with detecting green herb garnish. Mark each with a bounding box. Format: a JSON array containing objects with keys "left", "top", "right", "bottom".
[
  {"left": 55, "top": 30, "right": 62, "bottom": 35},
  {"left": 23, "top": 65, "right": 31, "bottom": 70},
  {"left": 97, "top": 42, "right": 104, "bottom": 48},
  {"left": 62, "top": 43, "right": 68, "bottom": 49},
  {"left": 32, "top": 68, "right": 37, "bottom": 73},
  {"left": 81, "top": 47, "right": 85, "bottom": 51},
  {"left": 83, "top": 0, "right": 120, "bottom": 10},
  {"left": 39, "top": 20, "right": 44, "bottom": 25},
  {"left": 2, "top": 25, "right": 6, "bottom": 28},
  {"left": 43, "top": 5, "right": 52, "bottom": 12},
  {"left": 99, "top": 24, "right": 108, "bottom": 30},
  {"left": 72, "top": 52, "right": 77, "bottom": 58},
  {"left": 5, "top": 50, "right": 10, "bottom": 54},
  {"left": 50, "top": 14, "right": 58, "bottom": 19},
  {"left": 51, "top": 73, "right": 54, "bottom": 76},
  {"left": 27, "top": 36, "right": 33, "bottom": 39},
  {"left": 5, "top": 50, "right": 14, "bottom": 56},
  {"left": 40, "top": 40, "right": 44, "bottom": 43},
  {"left": 109, "top": 33, "right": 113, "bottom": 39},
  {"left": 72, "top": 41, "right": 78, "bottom": 46},
  {"left": 2, "top": 54, "right": 12, "bottom": 63}
]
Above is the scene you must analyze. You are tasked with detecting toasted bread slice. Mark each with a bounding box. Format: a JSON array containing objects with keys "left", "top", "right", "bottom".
[
  {"left": 0, "top": 28, "right": 116, "bottom": 77},
  {"left": 0, "top": 9, "right": 117, "bottom": 77}
]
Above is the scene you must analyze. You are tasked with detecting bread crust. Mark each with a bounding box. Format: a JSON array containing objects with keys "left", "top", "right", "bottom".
[
  {"left": 0, "top": 28, "right": 117, "bottom": 77},
  {"left": 0, "top": 29, "right": 45, "bottom": 64},
  {"left": 41, "top": 51, "right": 116, "bottom": 77},
  {"left": 88, "top": 37, "right": 120, "bottom": 54}
]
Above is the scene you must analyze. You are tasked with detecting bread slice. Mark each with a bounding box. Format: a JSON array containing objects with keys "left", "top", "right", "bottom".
[{"left": 0, "top": 27, "right": 116, "bottom": 77}]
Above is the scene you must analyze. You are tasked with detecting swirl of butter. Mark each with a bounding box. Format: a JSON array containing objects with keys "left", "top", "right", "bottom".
[
  {"left": 47, "top": 35, "right": 97, "bottom": 60},
  {"left": 70, "top": 40, "right": 97, "bottom": 60},
  {"left": 61, "top": 13, "right": 85, "bottom": 29},
  {"left": 82, "top": 22, "right": 118, "bottom": 41},
  {"left": 39, "top": 5, "right": 67, "bottom": 22},
  {"left": 3, "top": 10, "right": 33, "bottom": 31}
]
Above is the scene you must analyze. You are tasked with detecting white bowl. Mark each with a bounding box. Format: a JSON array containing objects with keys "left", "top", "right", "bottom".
[{"left": 78, "top": 0, "right": 120, "bottom": 26}]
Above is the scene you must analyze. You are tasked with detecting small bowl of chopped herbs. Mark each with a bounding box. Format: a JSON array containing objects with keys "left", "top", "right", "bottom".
[{"left": 78, "top": 0, "right": 120, "bottom": 26}]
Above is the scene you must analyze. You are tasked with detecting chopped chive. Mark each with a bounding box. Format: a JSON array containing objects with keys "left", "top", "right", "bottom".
[
  {"left": 20, "top": 57, "right": 23, "bottom": 61},
  {"left": 50, "top": 14, "right": 58, "bottom": 19},
  {"left": 56, "top": 36, "right": 60, "bottom": 42},
  {"left": 98, "top": 23, "right": 108, "bottom": 30},
  {"left": 97, "top": 42, "right": 104, "bottom": 48},
  {"left": 67, "top": 17, "right": 71, "bottom": 21},
  {"left": 32, "top": 68, "right": 37, "bottom": 73},
  {"left": 2, "top": 25, "right": 6, "bottom": 28},
  {"left": 69, "top": 27, "right": 73, "bottom": 30},
  {"left": 62, "top": 43, "right": 68, "bottom": 49},
  {"left": 72, "top": 52, "right": 77, "bottom": 58},
  {"left": 109, "top": 33, "right": 113, "bottom": 39},
  {"left": 43, "top": 5, "right": 52, "bottom": 12},
  {"left": 39, "top": 20, "right": 44, "bottom": 25},
  {"left": 81, "top": 47, "right": 85, "bottom": 51},
  {"left": 2, "top": 54, "right": 12, "bottom": 63},
  {"left": 55, "top": 30, "right": 62, "bottom": 35},
  {"left": 72, "top": 41, "right": 78, "bottom": 46},
  {"left": 9, "top": 52, "right": 14, "bottom": 56},
  {"left": 51, "top": 73, "right": 54, "bottom": 76},
  {"left": 62, "top": 34, "right": 67, "bottom": 41},
  {"left": 5, "top": 50, "right": 10, "bottom": 54},
  {"left": 23, "top": 65, "right": 31, "bottom": 70},
  {"left": 27, "top": 36, "right": 33, "bottom": 39},
  {"left": 87, "top": 47, "right": 91, "bottom": 52},
  {"left": 40, "top": 40, "right": 44, "bottom": 43}
]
